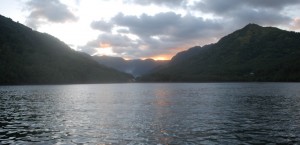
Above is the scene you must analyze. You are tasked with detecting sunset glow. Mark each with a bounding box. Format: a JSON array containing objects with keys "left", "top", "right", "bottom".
[
  {"left": 99, "top": 42, "right": 111, "bottom": 48},
  {"left": 1, "top": 0, "right": 299, "bottom": 60},
  {"left": 151, "top": 55, "right": 173, "bottom": 61}
]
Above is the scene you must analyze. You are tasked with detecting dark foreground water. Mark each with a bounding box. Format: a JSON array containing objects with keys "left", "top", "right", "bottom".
[{"left": 1, "top": 83, "right": 300, "bottom": 144}]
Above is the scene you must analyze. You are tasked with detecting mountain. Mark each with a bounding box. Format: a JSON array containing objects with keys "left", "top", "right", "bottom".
[
  {"left": 169, "top": 45, "right": 212, "bottom": 65},
  {"left": 93, "top": 55, "right": 169, "bottom": 77},
  {"left": 140, "top": 24, "right": 300, "bottom": 82},
  {"left": 0, "top": 15, "right": 133, "bottom": 85}
]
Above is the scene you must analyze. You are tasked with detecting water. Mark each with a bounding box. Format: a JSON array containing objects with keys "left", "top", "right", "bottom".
[{"left": 1, "top": 83, "right": 300, "bottom": 144}]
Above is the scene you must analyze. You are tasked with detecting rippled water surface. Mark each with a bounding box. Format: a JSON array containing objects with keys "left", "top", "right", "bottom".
[{"left": 1, "top": 83, "right": 300, "bottom": 144}]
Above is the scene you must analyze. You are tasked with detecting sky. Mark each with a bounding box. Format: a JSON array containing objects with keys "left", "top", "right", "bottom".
[{"left": 0, "top": 0, "right": 300, "bottom": 60}]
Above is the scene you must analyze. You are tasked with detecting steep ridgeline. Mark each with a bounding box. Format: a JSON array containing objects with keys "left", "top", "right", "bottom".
[
  {"left": 140, "top": 24, "right": 300, "bottom": 82},
  {"left": 93, "top": 55, "right": 169, "bottom": 77},
  {"left": 0, "top": 15, "right": 133, "bottom": 85}
]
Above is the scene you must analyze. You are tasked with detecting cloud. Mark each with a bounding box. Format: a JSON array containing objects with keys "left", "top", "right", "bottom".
[
  {"left": 192, "top": 0, "right": 294, "bottom": 30},
  {"left": 290, "top": 18, "right": 300, "bottom": 30},
  {"left": 81, "top": 12, "right": 223, "bottom": 59},
  {"left": 243, "top": 0, "right": 300, "bottom": 9},
  {"left": 80, "top": 33, "right": 140, "bottom": 56},
  {"left": 25, "top": 0, "right": 78, "bottom": 29},
  {"left": 91, "top": 20, "right": 113, "bottom": 32},
  {"left": 112, "top": 12, "right": 222, "bottom": 40},
  {"left": 80, "top": 0, "right": 299, "bottom": 59},
  {"left": 193, "top": 0, "right": 300, "bottom": 14},
  {"left": 124, "top": 0, "right": 187, "bottom": 7},
  {"left": 232, "top": 8, "right": 292, "bottom": 27}
]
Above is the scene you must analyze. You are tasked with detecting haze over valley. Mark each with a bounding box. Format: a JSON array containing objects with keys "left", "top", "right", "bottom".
[
  {"left": 2, "top": 1, "right": 300, "bottom": 144},
  {"left": 1, "top": 14, "right": 300, "bottom": 83},
  {"left": 2, "top": 0, "right": 300, "bottom": 60}
]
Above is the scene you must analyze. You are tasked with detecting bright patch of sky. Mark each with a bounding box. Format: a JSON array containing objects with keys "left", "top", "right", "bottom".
[{"left": 0, "top": 0, "right": 300, "bottom": 60}]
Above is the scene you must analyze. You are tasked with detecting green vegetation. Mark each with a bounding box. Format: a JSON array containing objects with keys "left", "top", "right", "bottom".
[
  {"left": 0, "top": 15, "right": 133, "bottom": 85},
  {"left": 140, "top": 24, "right": 300, "bottom": 82}
]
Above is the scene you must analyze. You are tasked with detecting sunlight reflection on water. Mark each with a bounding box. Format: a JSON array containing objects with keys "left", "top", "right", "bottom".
[{"left": 1, "top": 83, "right": 300, "bottom": 144}]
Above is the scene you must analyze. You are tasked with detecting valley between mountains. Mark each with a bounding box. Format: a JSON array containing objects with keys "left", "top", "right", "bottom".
[{"left": 1, "top": 14, "right": 300, "bottom": 84}]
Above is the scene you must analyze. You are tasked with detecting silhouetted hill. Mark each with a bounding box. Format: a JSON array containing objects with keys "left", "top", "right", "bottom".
[
  {"left": 170, "top": 45, "right": 212, "bottom": 65},
  {"left": 0, "top": 15, "right": 133, "bottom": 84},
  {"left": 93, "top": 56, "right": 169, "bottom": 77},
  {"left": 140, "top": 24, "right": 300, "bottom": 82}
]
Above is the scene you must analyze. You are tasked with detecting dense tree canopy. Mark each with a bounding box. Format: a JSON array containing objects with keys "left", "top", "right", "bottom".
[
  {"left": 140, "top": 24, "right": 300, "bottom": 82},
  {"left": 0, "top": 15, "right": 132, "bottom": 85}
]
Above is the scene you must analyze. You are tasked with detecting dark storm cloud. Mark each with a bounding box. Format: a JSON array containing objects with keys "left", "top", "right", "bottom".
[{"left": 25, "top": 0, "right": 78, "bottom": 29}]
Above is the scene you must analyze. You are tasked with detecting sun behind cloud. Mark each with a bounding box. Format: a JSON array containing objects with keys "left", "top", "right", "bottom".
[
  {"left": 1, "top": 0, "right": 300, "bottom": 60},
  {"left": 150, "top": 54, "right": 174, "bottom": 60},
  {"left": 99, "top": 42, "right": 111, "bottom": 48}
]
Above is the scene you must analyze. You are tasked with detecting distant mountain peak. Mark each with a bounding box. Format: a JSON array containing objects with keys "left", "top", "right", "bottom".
[
  {"left": 238, "top": 23, "right": 264, "bottom": 33},
  {"left": 93, "top": 55, "right": 169, "bottom": 77},
  {"left": 217, "top": 23, "right": 269, "bottom": 44},
  {"left": 240, "top": 23, "right": 281, "bottom": 33},
  {"left": 243, "top": 23, "right": 262, "bottom": 28},
  {"left": 140, "top": 24, "right": 300, "bottom": 82}
]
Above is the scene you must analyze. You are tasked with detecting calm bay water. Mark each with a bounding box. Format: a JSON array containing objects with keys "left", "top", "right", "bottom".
[{"left": 1, "top": 83, "right": 300, "bottom": 144}]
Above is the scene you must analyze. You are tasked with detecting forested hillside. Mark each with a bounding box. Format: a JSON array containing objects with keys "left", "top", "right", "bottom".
[
  {"left": 0, "top": 15, "right": 132, "bottom": 84},
  {"left": 140, "top": 24, "right": 300, "bottom": 82}
]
